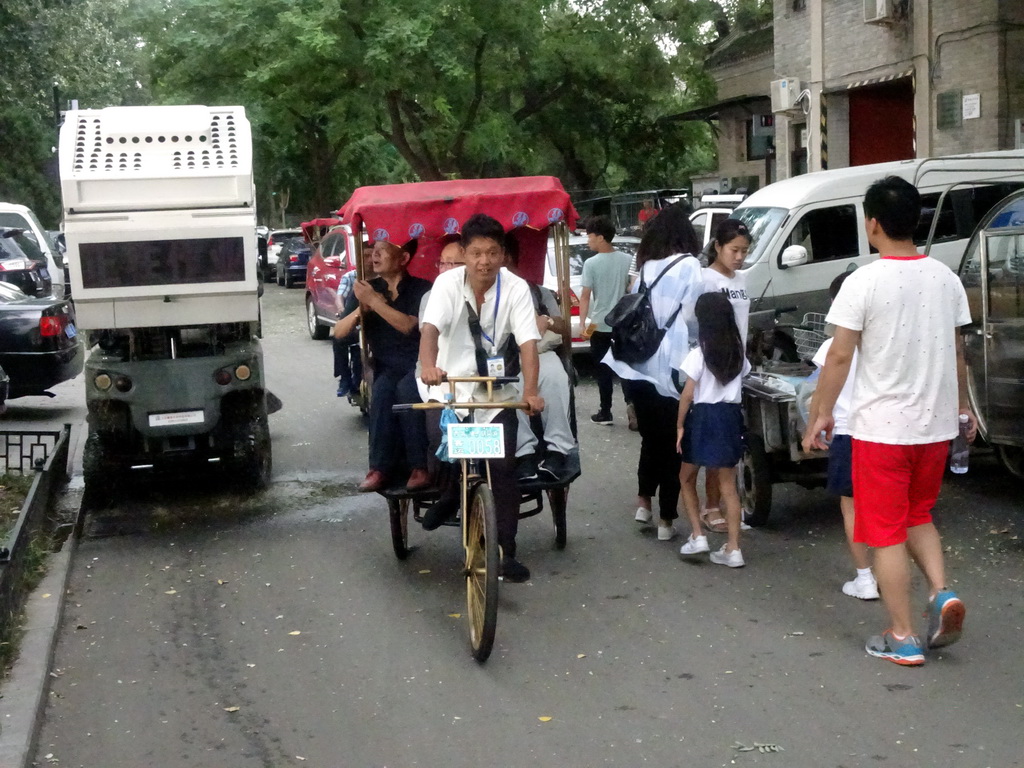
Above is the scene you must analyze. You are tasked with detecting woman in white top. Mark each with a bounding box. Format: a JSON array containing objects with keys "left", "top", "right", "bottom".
[
  {"left": 699, "top": 219, "right": 752, "bottom": 532},
  {"left": 676, "top": 292, "right": 751, "bottom": 567},
  {"left": 603, "top": 205, "right": 704, "bottom": 540}
]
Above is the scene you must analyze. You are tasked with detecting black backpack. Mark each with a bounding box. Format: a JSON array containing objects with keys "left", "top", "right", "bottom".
[{"left": 604, "top": 255, "right": 686, "bottom": 365}]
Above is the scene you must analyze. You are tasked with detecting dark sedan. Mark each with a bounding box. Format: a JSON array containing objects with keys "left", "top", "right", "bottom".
[
  {"left": 0, "top": 281, "right": 83, "bottom": 398},
  {"left": 276, "top": 239, "right": 311, "bottom": 288},
  {"left": 0, "top": 227, "right": 52, "bottom": 298}
]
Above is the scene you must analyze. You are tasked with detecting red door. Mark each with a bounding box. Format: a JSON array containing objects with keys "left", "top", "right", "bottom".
[{"left": 848, "top": 79, "right": 914, "bottom": 166}]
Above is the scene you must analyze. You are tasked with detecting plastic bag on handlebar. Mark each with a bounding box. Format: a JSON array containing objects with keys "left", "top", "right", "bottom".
[{"left": 435, "top": 402, "right": 460, "bottom": 463}]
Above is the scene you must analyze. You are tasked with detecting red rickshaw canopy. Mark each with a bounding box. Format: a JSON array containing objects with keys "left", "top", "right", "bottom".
[
  {"left": 336, "top": 176, "right": 578, "bottom": 284},
  {"left": 300, "top": 217, "right": 342, "bottom": 243}
]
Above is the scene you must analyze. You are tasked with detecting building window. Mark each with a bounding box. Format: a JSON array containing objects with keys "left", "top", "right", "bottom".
[
  {"left": 747, "top": 115, "right": 773, "bottom": 161},
  {"left": 793, "top": 0, "right": 806, "bottom": 10}
]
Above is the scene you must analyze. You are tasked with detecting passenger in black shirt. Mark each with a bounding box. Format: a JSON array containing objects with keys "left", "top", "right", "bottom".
[{"left": 336, "top": 239, "right": 432, "bottom": 492}]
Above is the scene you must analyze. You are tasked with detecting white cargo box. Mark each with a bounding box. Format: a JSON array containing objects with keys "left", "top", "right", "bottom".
[
  {"left": 64, "top": 208, "right": 259, "bottom": 330},
  {"left": 59, "top": 105, "right": 254, "bottom": 213}
]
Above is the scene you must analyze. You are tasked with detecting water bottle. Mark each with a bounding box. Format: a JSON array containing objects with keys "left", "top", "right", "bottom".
[{"left": 949, "top": 413, "right": 970, "bottom": 474}]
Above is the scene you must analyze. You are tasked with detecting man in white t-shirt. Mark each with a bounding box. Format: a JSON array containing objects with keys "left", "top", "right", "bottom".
[
  {"left": 419, "top": 214, "right": 544, "bottom": 583},
  {"left": 810, "top": 271, "right": 876, "bottom": 601},
  {"left": 803, "top": 176, "right": 976, "bottom": 667}
]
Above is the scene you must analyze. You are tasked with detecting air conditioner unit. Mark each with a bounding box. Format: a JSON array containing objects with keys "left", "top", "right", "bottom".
[
  {"left": 864, "top": 0, "right": 894, "bottom": 24},
  {"left": 770, "top": 78, "right": 801, "bottom": 113}
]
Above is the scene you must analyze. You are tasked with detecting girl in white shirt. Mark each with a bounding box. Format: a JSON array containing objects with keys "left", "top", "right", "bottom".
[
  {"left": 699, "top": 219, "right": 752, "bottom": 533},
  {"left": 676, "top": 292, "right": 751, "bottom": 567}
]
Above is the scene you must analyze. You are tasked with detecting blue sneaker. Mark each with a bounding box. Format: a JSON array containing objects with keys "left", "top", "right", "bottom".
[
  {"left": 336, "top": 378, "right": 351, "bottom": 398},
  {"left": 925, "top": 590, "right": 965, "bottom": 649},
  {"left": 865, "top": 630, "right": 925, "bottom": 666}
]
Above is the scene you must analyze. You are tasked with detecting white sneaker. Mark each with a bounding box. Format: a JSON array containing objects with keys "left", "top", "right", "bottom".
[
  {"left": 657, "top": 524, "right": 677, "bottom": 541},
  {"left": 634, "top": 507, "right": 653, "bottom": 524},
  {"left": 709, "top": 544, "right": 745, "bottom": 568},
  {"left": 842, "top": 576, "right": 879, "bottom": 600},
  {"left": 679, "top": 534, "right": 710, "bottom": 555}
]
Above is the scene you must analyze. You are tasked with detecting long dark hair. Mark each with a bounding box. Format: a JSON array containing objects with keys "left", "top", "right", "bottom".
[
  {"left": 695, "top": 292, "right": 744, "bottom": 386},
  {"left": 635, "top": 203, "right": 701, "bottom": 268}
]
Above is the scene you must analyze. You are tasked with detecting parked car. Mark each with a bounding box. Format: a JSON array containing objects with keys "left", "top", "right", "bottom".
[
  {"left": 0, "top": 202, "right": 66, "bottom": 299},
  {"left": 0, "top": 228, "right": 52, "bottom": 297},
  {"left": 305, "top": 225, "right": 356, "bottom": 340},
  {"left": 0, "top": 280, "right": 83, "bottom": 397},
  {"left": 266, "top": 228, "right": 302, "bottom": 281},
  {"left": 689, "top": 207, "right": 734, "bottom": 253},
  {"left": 544, "top": 233, "right": 641, "bottom": 352},
  {"left": 276, "top": 237, "right": 311, "bottom": 287}
]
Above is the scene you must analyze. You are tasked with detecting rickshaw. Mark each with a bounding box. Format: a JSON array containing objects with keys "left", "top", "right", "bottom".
[
  {"left": 335, "top": 177, "right": 581, "bottom": 661},
  {"left": 955, "top": 188, "right": 1024, "bottom": 478},
  {"left": 736, "top": 309, "right": 830, "bottom": 525}
]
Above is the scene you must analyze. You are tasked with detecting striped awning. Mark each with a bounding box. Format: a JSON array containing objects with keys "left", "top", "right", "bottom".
[{"left": 827, "top": 68, "right": 914, "bottom": 93}]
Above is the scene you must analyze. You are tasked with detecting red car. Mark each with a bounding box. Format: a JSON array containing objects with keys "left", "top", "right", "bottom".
[{"left": 304, "top": 224, "right": 356, "bottom": 340}]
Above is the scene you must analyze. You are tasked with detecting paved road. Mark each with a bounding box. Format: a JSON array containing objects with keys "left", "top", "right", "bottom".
[{"left": 27, "top": 283, "right": 1024, "bottom": 768}]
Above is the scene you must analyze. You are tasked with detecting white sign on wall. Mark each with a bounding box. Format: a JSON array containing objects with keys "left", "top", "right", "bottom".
[{"left": 962, "top": 93, "right": 981, "bottom": 120}]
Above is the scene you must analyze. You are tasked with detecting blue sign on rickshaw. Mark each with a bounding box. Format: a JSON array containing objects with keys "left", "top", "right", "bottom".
[{"left": 447, "top": 423, "right": 505, "bottom": 459}]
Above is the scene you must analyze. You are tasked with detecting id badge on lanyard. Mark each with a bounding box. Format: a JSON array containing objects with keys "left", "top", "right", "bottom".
[{"left": 480, "top": 274, "right": 503, "bottom": 377}]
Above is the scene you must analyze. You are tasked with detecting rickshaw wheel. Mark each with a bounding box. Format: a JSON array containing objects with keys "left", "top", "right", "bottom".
[
  {"left": 996, "top": 444, "right": 1024, "bottom": 479},
  {"left": 738, "top": 434, "right": 772, "bottom": 526},
  {"left": 388, "top": 497, "right": 410, "bottom": 560},
  {"left": 465, "top": 481, "right": 499, "bottom": 662},
  {"left": 547, "top": 487, "right": 568, "bottom": 550}
]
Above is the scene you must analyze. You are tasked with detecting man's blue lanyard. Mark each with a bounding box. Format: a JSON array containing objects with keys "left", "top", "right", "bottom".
[{"left": 478, "top": 272, "right": 501, "bottom": 349}]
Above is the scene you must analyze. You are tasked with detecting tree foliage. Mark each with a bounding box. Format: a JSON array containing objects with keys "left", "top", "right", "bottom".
[
  {"left": 1, "top": 0, "right": 725, "bottom": 225},
  {"left": 0, "top": 0, "right": 150, "bottom": 224},
  {"left": 143, "top": 0, "right": 721, "bottom": 218}
]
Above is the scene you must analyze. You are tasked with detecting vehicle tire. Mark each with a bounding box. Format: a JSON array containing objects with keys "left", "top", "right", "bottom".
[
  {"left": 465, "top": 480, "right": 499, "bottom": 663},
  {"left": 306, "top": 297, "right": 329, "bottom": 340},
  {"left": 547, "top": 487, "right": 568, "bottom": 550},
  {"left": 388, "top": 497, "right": 411, "bottom": 560},
  {"left": 225, "top": 399, "right": 272, "bottom": 491},
  {"left": 738, "top": 433, "right": 772, "bottom": 526},
  {"left": 82, "top": 432, "right": 120, "bottom": 505},
  {"left": 276, "top": 268, "right": 284, "bottom": 287},
  {"left": 996, "top": 444, "right": 1024, "bottom": 479},
  {"left": 285, "top": 273, "right": 295, "bottom": 289}
]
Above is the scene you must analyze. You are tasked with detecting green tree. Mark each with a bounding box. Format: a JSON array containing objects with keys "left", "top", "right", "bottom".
[{"left": 144, "top": 0, "right": 719, "bottom": 217}]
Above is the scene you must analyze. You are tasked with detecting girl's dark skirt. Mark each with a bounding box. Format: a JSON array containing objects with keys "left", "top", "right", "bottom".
[{"left": 681, "top": 402, "right": 744, "bottom": 468}]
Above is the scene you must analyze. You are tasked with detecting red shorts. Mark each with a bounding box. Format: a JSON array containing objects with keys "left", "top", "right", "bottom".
[{"left": 851, "top": 439, "right": 949, "bottom": 547}]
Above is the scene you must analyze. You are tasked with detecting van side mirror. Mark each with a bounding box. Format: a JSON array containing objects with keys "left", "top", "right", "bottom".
[{"left": 779, "top": 245, "right": 808, "bottom": 270}]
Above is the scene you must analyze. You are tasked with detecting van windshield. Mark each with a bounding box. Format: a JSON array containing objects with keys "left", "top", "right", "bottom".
[{"left": 733, "top": 207, "right": 788, "bottom": 267}]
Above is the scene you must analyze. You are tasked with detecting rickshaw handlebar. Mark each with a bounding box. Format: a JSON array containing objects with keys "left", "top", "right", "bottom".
[{"left": 391, "top": 374, "right": 527, "bottom": 412}]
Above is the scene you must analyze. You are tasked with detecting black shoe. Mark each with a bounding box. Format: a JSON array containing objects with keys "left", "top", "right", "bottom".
[
  {"left": 421, "top": 496, "right": 459, "bottom": 531},
  {"left": 590, "top": 410, "right": 613, "bottom": 425},
  {"left": 516, "top": 453, "right": 539, "bottom": 481},
  {"left": 500, "top": 556, "right": 531, "bottom": 583},
  {"left": 537, "top": 451, "right": 567, "bottom": 481}
]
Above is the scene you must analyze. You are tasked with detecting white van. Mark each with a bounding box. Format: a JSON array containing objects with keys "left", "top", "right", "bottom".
[
  {"left": 732, "top": 151, "right": 1024, "bottom": 317},
  {"left": 0, "top": 202, "right": 67, "bottom": 299}
]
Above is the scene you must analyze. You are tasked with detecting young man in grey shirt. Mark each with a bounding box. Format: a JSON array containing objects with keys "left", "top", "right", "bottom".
[{"left": 579, "top": 215, "right": 633, "bottom": 425}]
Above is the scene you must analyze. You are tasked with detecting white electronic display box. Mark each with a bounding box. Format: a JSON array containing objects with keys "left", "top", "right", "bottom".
[{"left": 59, "top": 105, "right": 259, "bottom": 329}]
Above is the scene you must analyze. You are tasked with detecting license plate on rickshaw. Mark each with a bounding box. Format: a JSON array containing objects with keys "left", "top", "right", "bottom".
[{"left": 447, "top": 423, "right": 505, "bottom": 459}]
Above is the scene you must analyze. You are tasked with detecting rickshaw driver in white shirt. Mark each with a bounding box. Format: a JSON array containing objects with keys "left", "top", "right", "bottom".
[{"left": 418, "top": 213, "right": 545, "bottom": 583}]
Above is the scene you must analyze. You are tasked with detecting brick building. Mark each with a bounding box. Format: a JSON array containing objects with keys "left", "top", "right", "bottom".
[{"left": 679, "top": 0, "right": 1024, "bottom": 190}]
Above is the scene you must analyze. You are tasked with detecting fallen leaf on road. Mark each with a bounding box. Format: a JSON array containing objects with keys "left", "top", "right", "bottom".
[
  {"left": 989, "top": 528, "right": 1011, "bottom": 535},
  {"left": 246, "top": 663, "right": 256, "bottom": 668},
  {"left": 448, "top": 613, "right": 461, "bottom": 618},
  {"left": 295, "top": 757, "right": 306, "bottom": 762},
  {"left": 288, "top": 631, "right": 301, "bottom": 636},
  {"left": 41, "top": 593, "right": 51, "bottom": 598},
  {"left": 165, "top": 589, "right": 177, "bottom": 595},
  {"left": 788, "top": 631, "right": 804, "bottom": 636},
  {"left": 538, "top": 716, "right": 552, "bottom": 722},
  {"left": 217, "top": 579, "right": 228, "bottom": 585},
  {"left": 418, "top": 569, "right": 431, "bottom": 574},
  {"left": 577, "top": 654, "right": 586, "bottom": 659},
  {"left": 223, "top": 706, "right": 240, "bottom": 712}
]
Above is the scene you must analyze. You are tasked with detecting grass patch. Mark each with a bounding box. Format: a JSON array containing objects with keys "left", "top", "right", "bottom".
[{"left": 0, "top": 473, "right": 34, "bottom": 540}]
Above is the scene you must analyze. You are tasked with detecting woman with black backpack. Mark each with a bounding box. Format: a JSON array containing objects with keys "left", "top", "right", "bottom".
[{"left": 602, "top": 204, "right": 704, "bottom": 541}]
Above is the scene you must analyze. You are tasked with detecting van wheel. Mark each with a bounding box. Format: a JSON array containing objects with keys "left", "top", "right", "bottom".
[
  {"left": 306, "top": 296, "right": 329, "bottom": 340},
  {"left": 83, "top": 432, "right": 121, "bottom": 505},
  {"left": 996, "top": 444, "right": 1024, "bottom": 479},
  {"left": 225, "top": 400, "right": 272, "bottom": 491}
]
